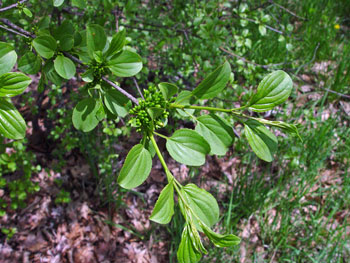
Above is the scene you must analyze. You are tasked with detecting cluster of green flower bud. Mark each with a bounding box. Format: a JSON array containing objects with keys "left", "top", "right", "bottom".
[
  {"left": 129, "top": 86, "right": 170, "bottom": 132},
  {"left": 89, "top": 60, "right": 108, "bottom": 81}
]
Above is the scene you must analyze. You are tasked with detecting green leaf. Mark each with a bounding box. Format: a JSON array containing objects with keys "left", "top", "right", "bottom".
[
  {"left": 177, "top": 225, "right": 202, "bottom": 263},
  {"left": 72, "top": 98, "right": 101, "bottom": 132},
  {"left": 147, "top": 107, "right": 164, "bottom": 120},
  {"left": 174, "top": 90, "right": 195, "bottom": 117},
  {"left": 53, "top": 20, "right": 75, "bottom": 39},
  {"left": 81, "top": 69, "right": 94, "bottom": 83},
  {"left": 103, "top": 89, "right": 129, "bottom": 117},
  {"left": 53, "top": 0, "right": 64, "bottom": 7},
  {"left": 180, "top": 183, "right": 219, "bottom": 229},
  {"left": 118, "top": 144, "right": 152, "bottom": 189},
  {"left": 150, "top": 180, "right": 174, "bottom": 224},
  {"left": 23, "top": 8, "right": 33, "bottom": 18},
  {"left": 0, "top": 73, "right": 31, "bottom": 97},
  {"left": 32, "top": 35, "right": 57, "bottom": 59},
  {"left": 93, "top": 51, "right": 104, "bottom": 63},
  {"left": 0, "top": 98, "right": 26, "bottom": 140},
  {"left": 244, "top": 119, "right": 278, "bottom": 162},
  {"left": 200, "top": 223, "right": 241, "bottom": 247},
  {"left": 142, "top": 138, "right": 155, "bottom": 159},
  {"left": 86, "top": 24, "right": 107, "bottom": 57},
  {"left": 158, "top": 82, "right": 178, "bottom": 100},
  {"left": 195, "top": 114, "right": 234, "bottom": 155},
  {"left": 107, "top": 50, "right": 143, "bottom": 77},
  {"left": 54, "top": 55, "right": 76, "bottom": 79},
  {"left": 0, "top": 42, "right": 17, "bottom": 75},
  {"left": 166, "top": 129, "right": 210, "bottom": 166},
  {"left": 248, "top": 70, "right": 293, "bottom": 112},
  {"left": 43, "top": 60, "right": 63, "bottom": 86},
  {"left": 105, "top": 30, "right": 126, "bottom": 58},
  {"left": 253, "top": 118, "right": 302, "bottom": 140},
  {"left": 192, "top": 61, "right": 231, "bottom": 99},
  {"left": 259, "top": 24, "right": 267, "bottom": 36},
  {"left": 72, "top": 0, "right": 86, "bottom": 8},
  {"left": 57, "top": 34, "right": 74, "bottom": 51},
  {"left": 18, "top": 52, "right": 41, "bottom": 75}
]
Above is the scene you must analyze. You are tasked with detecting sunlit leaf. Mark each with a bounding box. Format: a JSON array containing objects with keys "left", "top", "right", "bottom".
[
  {"left": 166, "top": 129, "right": 210, "bottom": 166},
  {"left": 150, "top": 180, "right": 174, "bottom": 224},
  {"left": 244, "top": 119, "right": 278, "bottom": 162},
  {"left": 0, "top": 98, "right": 26, "bottom": 139},
  {"left": 192, "top": 61, "right": 231, "bottom": 99},
  {"left": 248, "top": 70, "right": 293, "bottom": 112},
  {"left": 0, "top": 72, "right": 31, "bottom": 97},
  {"left": 118, "top": 144, "right": 152, "bottom": 189}
]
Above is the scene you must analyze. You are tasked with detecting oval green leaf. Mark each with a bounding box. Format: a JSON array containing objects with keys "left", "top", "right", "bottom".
[
  {"left": 158, "top": 82, "right": 178, "bottom": 101},
  {"left": 177, "top": 226, "right": 202, "bottom": 263},
  {"left": 86, "top": 24, "right": 107, "bottom": 57},
  {"left": 166, "top": 129, "right": 210, "bottom": 166},
  {"left": 18, "top": 52, "right": 41, "bottom": 74},
  {"left": 117, "top": 144, "right": 152, "bottom": 189},
  {"left": 181, "top": 183, "right": 219, "bottom": 229},
  {"left": 0, "top": 73, "right": 31, "bottom": 97},
  {"left": 32, "top": 35, "right": 57, "bottom": 59},
  {"left": 200, "top": 223, "right": 241, "bottom": 248},
  {"left": 107, "top": 50, "right": 143, "bottom": 77},
  {"left": 0, "top": 98, "right": 26, "bottom": 140},
  {"left": 192, "top": 61, "right": 231, "bottom": 99},
  {"left": 53, "top": 0, "right": 64, "bottom": 7},
  {"left": 0, "top": 42, "right": 17, "bottom": 75},
  {"left": 195, "top": 114, "right": 234, "bottom": 155},
  {"left": 58, "top": 34, "right": 74, "bottom": 51},
  {"left": 248, "top": 70, "right": 293, "bottom": 112},
  {"left": 103, "top": 89, "right": 129, "bottom": 117},
  {"left": 105, "top": 30, "right": 126, "bottom": 58},
  {"left": 54, "top": 55, "right": 76, "bottom": 79},
  {"left": 244, "top": 119, "right": 278, "bottom": 162},
  {"left": 150, "top": 180, "right": 174, "bottom": 224},
  {"left": 72, "top": 98, "right": 101, "bottom": 132},
  {"left": 43, "top": 60, "right": 63, "bottom": 86}
]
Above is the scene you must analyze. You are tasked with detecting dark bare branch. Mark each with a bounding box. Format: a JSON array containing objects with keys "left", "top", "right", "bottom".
[
  {"left": 0, "top": 24, "right": 30, "bottom": 38},
  {"left": 0, "top": 18, "right": 35, "bottom": 38}
]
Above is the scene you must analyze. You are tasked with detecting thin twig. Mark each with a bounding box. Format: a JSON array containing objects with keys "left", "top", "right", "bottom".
[
  {"left": 133, "top": 77, "right": 144, "bottom": 99},
  {"left": 295, "top": 42, "right": 320, "bottom": 75},
  {"left": 0, "top": 0, "right": 27, "bottom": 12},
  {"left": 63, "top": 52, "right": 84, "bottom": 65},
  {"left": 220, "top": 46, "right": 290, "bottom": 69},
  {"left": 0, "top": 24, "right": 30, "bottom": 38},
  {"left": 269, "top": 0, "right": 306, "bottom": 21},
  {"left": 321, "top": 88, "right": 350, "bottom": 99},
  {"left": 0, "top": 18, "right": 35, "bottom": 37},
  {"left": 232, "top": 128, "right": 240, "bottom": 139},
  {"left": 102, "top": 77, "right": 139, "bottom": 104}
]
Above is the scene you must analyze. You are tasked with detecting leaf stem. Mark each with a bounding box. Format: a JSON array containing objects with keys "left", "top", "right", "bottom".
[
  {"left": 170, "top": 103, "right": 247, "bottom": 114},
  {"left": 149, "top": 134, "right": 172, "bottom": 182},
  {"left": 153, "top": 131, "right": 169, "bottom": 140}
]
